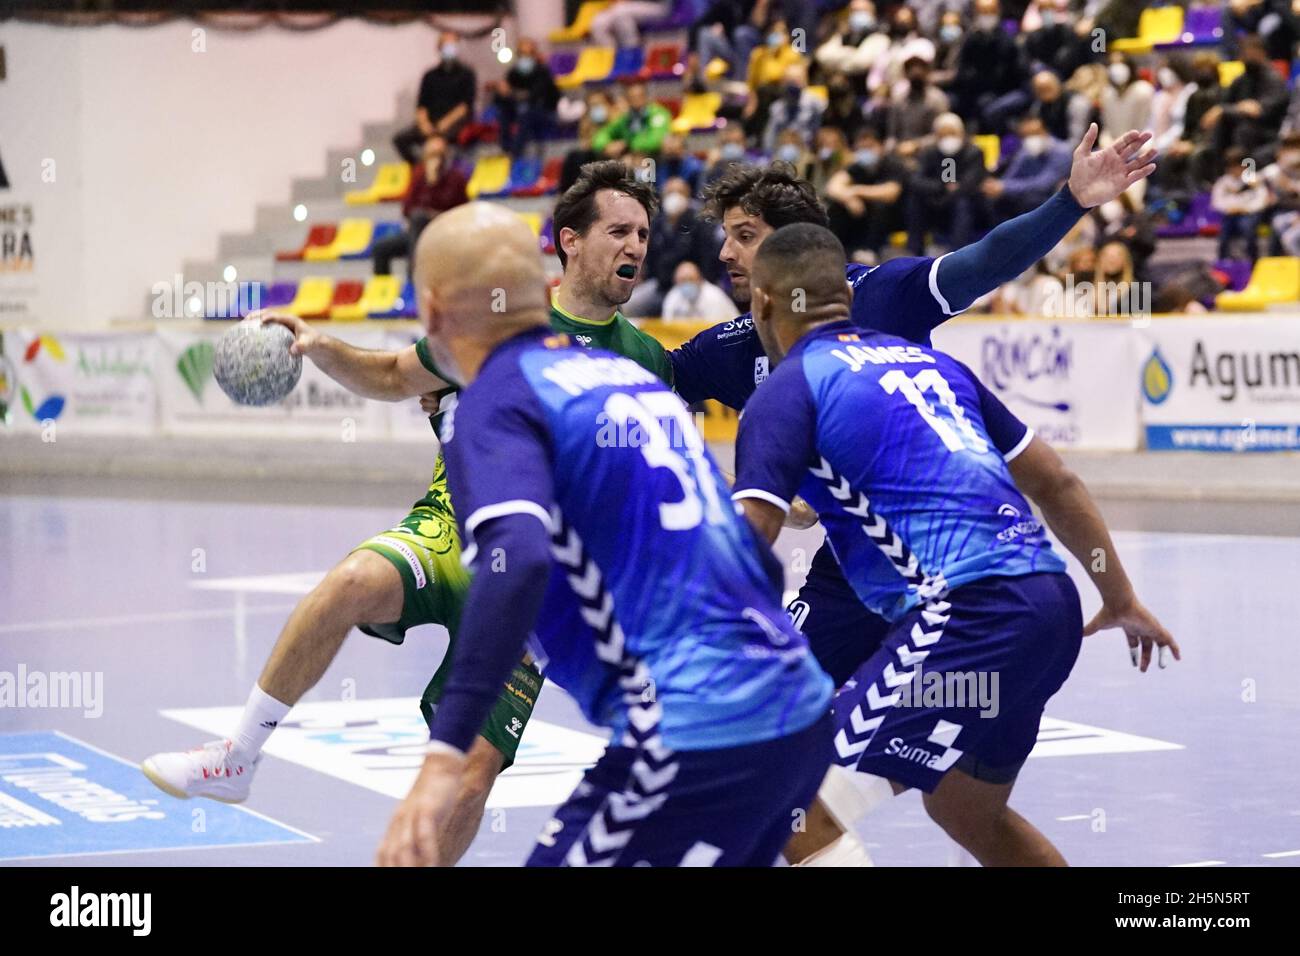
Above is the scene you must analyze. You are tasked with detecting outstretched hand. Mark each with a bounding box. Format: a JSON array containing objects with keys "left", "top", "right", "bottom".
[
  {"left": 1084, "top": 597, "right": 1181, "bottom": 673},
  {"left": 1067, "top": 124, "right": 1158, "bottom": 209}
]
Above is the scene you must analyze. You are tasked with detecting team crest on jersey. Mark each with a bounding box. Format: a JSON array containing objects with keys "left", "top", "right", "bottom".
[
  {"left": 754, "top": 356, "right": 769, "bottom": 384},
  {"left": 543, "top": 334, "right": 571, "bottom": 350}
]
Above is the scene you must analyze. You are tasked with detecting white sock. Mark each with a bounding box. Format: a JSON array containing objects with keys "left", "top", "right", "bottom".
[
  {"left": 231, "top": 684, "right": 291, "bottom": 758},
  {"left": 796, "top": 831, "right": 875, "bottom": 867}
]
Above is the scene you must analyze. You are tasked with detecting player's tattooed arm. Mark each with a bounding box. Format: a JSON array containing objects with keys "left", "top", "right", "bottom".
[
  {"left": 1009, "top": 437, "right": 1181, "bottom": 673},
  {"left": 254, "top": 311, "right": 447, "bottom": 401}
]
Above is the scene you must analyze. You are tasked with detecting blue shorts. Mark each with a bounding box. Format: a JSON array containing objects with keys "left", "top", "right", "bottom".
[
  {"left": 525, "top": 713, "right": 832, "bottom": 867},
  {"left": 788, "top": 542, "right": 891, "bottom": 686},
  {"left": 831, "top": 572, "right": 1083, "bottom": 793}
]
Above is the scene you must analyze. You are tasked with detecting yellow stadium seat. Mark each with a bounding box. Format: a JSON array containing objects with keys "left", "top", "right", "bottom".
[
  {"left": 670, "top": 92, "right": 722, "bottom": 134},
  {"left": 333, "top": 275, "right": 400, "bottom": 320},
  {"left": 889, "top": 231, "right": 908, "bottom": 248},
  {"left": 518, "top": 211, "right": 542, "bottom": 236},
  {"left": 1215, "top": 257, "right": 1300, "bottom": 311},
  {"left": 344, "top": 163, "right": 412, "bottom": 205},
  {"left": 972, "top": 134, "right": 1000, "bottom": 171},
  {"left": 1218, "top": 60, "right": 1245, "bottom": 87},
  {"left": 805, "top": 85, "right": 828, "bottom": 104},
  {"left": 303, "top": 218, "right": 374, "bottom": 261},
  {"left": 556, "top": 46, "right": 617, "bottom": 90},
  {"left": 466, "top": 154, "right": 512, "bottom": 199},
  {"left": 1111, "top": 6, "right": 1184, "bottom": 54},
  {"left": 549, "top": 1, "right": 612, "bottom": 43},
  {"left": 285, "top": 277, "right": 335, "bottom": 319}
]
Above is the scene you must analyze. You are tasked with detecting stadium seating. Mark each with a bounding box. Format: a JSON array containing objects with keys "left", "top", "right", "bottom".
[
  {"left": 1162, "top": 5, "right": 1224, "bottom": 47},
  {"left": 549, "top": 50, "right": 579, "bottom": 81},
  {"left": 487, "top": 157, "right": 543, "bottom": 198},
  {"left": 261, "top": 281, "right": 298, "bottom": 311},
  {"left": 323, "top": 275, "right": 398, "bottom": 320},
  {"left": 327, "top": 280, "right": 365, "bottom": 319},
  {"left": 285, "top": 277, "right": 335, "bottom": 319},
  {"left": 644, "top": 0, "right": 705, "bottom": 32},
  {"left": 1157, "top": 192, "right": 1220, "bottom": 238},
  {"left": 304, "top": 218, "right": 374, "bottom": 261},
  {"left": 643, "top": 43, "right": 684, "bottom": 80},
  {"left": 973, "top": 134, "right": 1001, "bottom": 172},
  {"left": 1219, "top": 60, "right": 1245, "bottom": 87},
  {"left": 518, "top": 211, "right": 543, "bottom": 237},
  {"left": 1111, "top": 6, "right": 1185, "bottom": 55},
  {"left": 277, "top": 224, "right": 336, "bottom": 261},
  {"left": 512, "top": 157, "right": 564, "bottom": 197},
  {"left": 344, "top": 163, "right": 411, "bottom": 205},
  {"left": 611, "top": 47, "right": 646, "bottom": 81},
  {"left": 556, "top": 46, "right": 617, "bottom": 89},
  {"left": 670, "top": 92, "right": 722, "bottom": 133},
  {"left": 549, "top": 1, "right": 611, "bottom": 43},
  {"left": 540, "top": 217, "right": 556, "bottom": 255},
  {"left": 466, "top": 154, "right": 512, "bottom": 199},
  {"left": 1215, "top": 257, "right": 1300, "bottom": 311}
]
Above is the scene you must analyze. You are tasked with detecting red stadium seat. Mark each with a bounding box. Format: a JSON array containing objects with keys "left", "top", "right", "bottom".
[{"left": 276, "top": 224, "right": 336, "bottom": 262}]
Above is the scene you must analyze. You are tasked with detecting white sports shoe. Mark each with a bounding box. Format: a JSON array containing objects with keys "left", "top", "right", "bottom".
[{"left": 141, "top": 739, "right": 260, "bottom": 804}]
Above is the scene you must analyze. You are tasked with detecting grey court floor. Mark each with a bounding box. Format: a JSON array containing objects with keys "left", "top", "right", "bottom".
[{"left": 1, "top": 473, "right": 1297, "bottom": 867}]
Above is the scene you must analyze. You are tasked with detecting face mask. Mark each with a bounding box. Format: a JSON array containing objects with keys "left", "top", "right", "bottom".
[
  {"left": 938, "top": 135, "right": 962, "bottom": 156},
  {"left": 663, "top": 192, "right": 689, "bottom": 217},
  {"left": 589, "top": 104, "right": 609, "bottom": 124},
  {"left": 940, "top": 24, "right": 962, "bottom": 42},
  {"left": 856, "top": 148, "right": 879, "bottom": 166},
  {"left": 891, "top": 21, "right": 912, "bottom": 37},
  {"left": 1157, "top": 67, "right": 1177, "bottom": 89},
  {"left": 975, "top": 15, "right": 999, "bottom": 32},
  {"left": 721, "top": 141, "right": 744, "bottom": 160},
  {"left": 777, "top": 143, "right": 802, "bottom": 164},
  {"left": 818, "top": 146, "right": 835, "bottom": 161},
  {"left": 1022, "top": 135, "right": 1048, "bottom": 156},
  {"left": 441, "top": 43, "right": 459, "bottom": 61},
  {"left": 1109, "top": 63, "right": 1131, "bottom": 87},
  {"left": 677, "top": 281, "right": 700, "bottom": 301},
  {"left": 767, "top": 32, "right": 784, "bottom": 48},
  {"left": 1041, "top": 11, "right": 1056, "bottom": 26},
  {"left": 517, "top": 56, "right": 536, "bottom": 74},
  {"left": 908, "top": 74, "right": 926, "bottom": 88},
  {"left": 849, "top": 11, "right": 875, "bottom": 31}
]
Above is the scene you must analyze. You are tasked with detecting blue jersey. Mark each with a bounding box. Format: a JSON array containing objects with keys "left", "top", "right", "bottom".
[
  {"left": 670, "top": 257, "right": 961, "bottom": 408},
  {"left": 443, "top": 327, "right": 832, "bottom": 751},
  {"left": 733, "top": 320, "right": 1065, "bottom": 622}
]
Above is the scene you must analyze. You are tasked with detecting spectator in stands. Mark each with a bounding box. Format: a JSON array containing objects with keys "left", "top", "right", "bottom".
[
  {"left": 1029, "top": 69, "right": 1089, "bottom": 145},
  {"left": 393, "top": 31, "right": 477, "bottom": 164},
  {"left": 593, "top": 81, "right": 672, "bottom": 158},
  {"left": 1221, "top": 0, "right": 1268, "bottom": 60},
  {"left": 824, "top": 128, "right": 906, "bottom": 261},
  {"left": 772, "top": 127, "right": 811, "bottom": 167},
  {"left": 589, "top": 0, "right": 672, "bottom": 49},
  {"left": 887, "top": 55, "right": 949, "bottom": 156},
  {"left": 625, "top": 176, "right": 723, "bottom": 316},
  {"left": 763, "top": 63, "right": 825, "bottom": 153},
  {"left": 372, "top": 135, "right": 468, "bottom": 276},
  {"left": 744, "top": 19, "right": 805, "bottom": 138},
  {"left": 1150, "top": 56, "right": 1198, "bottom": 155},
  {"left": 1151, "top": 281, "right": 1208, "bottom": 314},
  {"left": 820, "top": 72, "right": 868, "bottom": 142},
  {"left": 493, "top": 37, "right": 559, "bottom": 158},
  {"left": 1092, "top": 240, "right": 1137, "bottom": 316},
  {"left": 930, "top": 9, "right": 966, "bottom": 90},
  {"left": 867, "top": 4, "right": 936, "bottom": 95},
  {"left": 560, "top": 91, "right": 615, "bottom": 193},
  {"left": 1100, "top": 54, "right": 1154, "bottom": 148},
  {"left": 986, "top": 259, "right": 1067, "bottom": 316},
  {"left": 1091, "top": 190, "right": 1157, "bottom": 281},
  {"left": 906, "top": 112, "right": 988, "bottom": 255},
  {"left": 1264, "top": 134, "right": 1300, "bottom": 255},
  {"left": 802, "top": 124, "right": 850, "bottom": 193},
  {"left": 1212, "top": 146, "right": 1271, "bottom": 261},
  {"left": 1021, "top": 0, "right": 1075, "bottom": 75},
  {"left": 703, "top": 125, "right": 754, "bottom": 184},
  {"left": 982, "top": 115, "right": 1072, "bottom": 219},
  {"left": 655, "top": 133, "right": 704, "bottom": 194},
  {"left": 815, "top": 0, "right": 889, "bottom": 79},
  {"left": 660, "top": 260, "right": 739, "bottom": 321},
  {"left": 952, "top": 0, "right": 1031, "bottom": 133},
  {"left": 1203, "top": 34, "right": 1290, "bottom": 161}
]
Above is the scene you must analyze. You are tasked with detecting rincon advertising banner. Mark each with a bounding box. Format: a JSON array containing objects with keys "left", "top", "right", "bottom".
[
  {"left": 931, "top": 319, "right": 1142, "bottom": 451},
  {"left": 1139, "top": 316, "right": 1300, "bottom": 452}
]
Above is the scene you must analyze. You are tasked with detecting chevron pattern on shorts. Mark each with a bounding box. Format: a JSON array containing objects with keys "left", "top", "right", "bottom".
[{"left": 548, "top": 512, "right": 680, "bottom": 867}]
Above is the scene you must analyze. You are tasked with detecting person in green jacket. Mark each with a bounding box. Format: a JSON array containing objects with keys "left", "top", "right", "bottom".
[{"left": 593, "top": 81, "right": 673, "bottom": 156}]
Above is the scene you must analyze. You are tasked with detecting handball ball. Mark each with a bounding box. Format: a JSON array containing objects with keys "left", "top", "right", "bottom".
[{"left": 213, "top": 320, "right": 302, "bottom": 407}]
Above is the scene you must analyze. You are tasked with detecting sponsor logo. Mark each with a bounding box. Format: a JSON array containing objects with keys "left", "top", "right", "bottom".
[
  {"left": 979, "top": 325, "right": 1072, "bottom": 412},
  {"left": 573, "top": 333, "right": 594, "bottom": 347},
  {"left": 176, "top": 341, "right": 214, "bottom": 402},
  {"left": 715, "top": 315, "right": 755, "bottom": 341},
  {"left": 373, "top": 535, "right": 427, "bottom": 589},
  {"left": 0, "top": 202, "right": 34, "bottom": 273},
  {"left": 49, "top": 886, "right": 151, "bottom": 937},
  {"left": 0, "top": 348, "right": 15, "bottom": 412},
  {"left": 1142, "top": 347, "right": 1173, "bottom": 405},
  {"left": 994, "top": 503, "right": 1043, "bottom": 544},
  {"left": 884, "top": 736, "right": 943, "bottom": 767},
  {"left": 19, "top": 333, "right": 66, "bottom": 421},
  {"left": 505, "top": 717, "right": 524, "bottom": 738},
  {"left": 754, "top": 355, "right": 769, "bottom": 384},
  {"left": 1185, "top": 339, "right": 1300, "bottom": 403}
]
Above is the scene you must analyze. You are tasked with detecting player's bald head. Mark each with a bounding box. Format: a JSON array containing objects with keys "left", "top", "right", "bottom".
[
  {"left": 414, "top": 201, "right": 549, "bottom": 329},
  {"left": 750, "top": 224, "right": 851, "bottom": 363}
]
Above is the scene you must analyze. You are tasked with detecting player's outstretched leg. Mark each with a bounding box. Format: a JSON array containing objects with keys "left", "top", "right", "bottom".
[
  {"left": 922, "top": 769, "right": 1067, "bottom": 867},
  {"left": 141, "top": 549, "right": 405, "bottom": 803}
]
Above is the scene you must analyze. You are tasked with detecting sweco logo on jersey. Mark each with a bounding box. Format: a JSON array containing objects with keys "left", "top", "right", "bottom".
[{"left": 715, "top": 315, "right": 755, "bottom": 341}]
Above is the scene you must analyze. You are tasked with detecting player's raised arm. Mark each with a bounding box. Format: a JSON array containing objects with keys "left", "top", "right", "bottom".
[
  {"left": 1008, "top": 436, "right": 1180, "bottom": 673},
  {"left": 253, "top": 310, "right": 447, "bottom": 401},
  {"left": 932, "top": 124, "right": 1157, "bottom": 317}
]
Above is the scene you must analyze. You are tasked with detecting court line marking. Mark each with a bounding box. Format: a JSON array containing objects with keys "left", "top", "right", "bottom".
[
  {"left": 1263, "top": 849, "right": 1300, "bottom": 859},
  {"left": 1056, "top": 814, "right": 1091, "bottom": 821},
  {"left": 1171, "top": 860, "right": 1227, "bottom": 867},
  {"left": 0, "top": 604, "right": 297, "bottom": 635}
]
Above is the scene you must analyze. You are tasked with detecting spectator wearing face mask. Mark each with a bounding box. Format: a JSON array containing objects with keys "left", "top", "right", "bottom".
[
  {"left": 1201, "top": 34, "right": 1290, "bottom": 159},
  {"left": 952, "top": 0, "right": 1031, "bottom": 133},
  {"left": 660, "top": 260, "right": 740, "bottom": 321},
  {"left": 866, "top": 6, "right": 936, "bottom": 96},
  {"left": 656, "top": 134, "right": 704, "bottom": 195},
  {"left": 1100, "top": 54, "right": 1154, "bottom": 147},
  {"left": 589, "top": 0, "right": 672, "bottom": 49},
  {"left": 560, "top": 92, "right": 615, "bottom": 193},
  {"left": 492, "top": 37, "right": 559, "bottom": 158},
  {"left": 906, "top": 112, "right": 988, "bottom": 255},
  {"left": 393, "top": 31, "right": 478, "bottom": 164},
  {"left": 815, "top": 0, "right": 890, "bottom": 78},
  {"left": 763, "top": 63, "right": 825, "bottom": 154},
  {"left": 1212, "top": 146, "right": 1271, "bottom": 261},
  {"left": 803, "top": 125, "right": 851, "bottom": 193},
  {"left": 1029, "top": 69, "right": 1090, "bottom": 144},
  {"left": 625, "top": 177, "right": 724, "bottom": 317},
  {"left": 982, "top": 116, "right": 1073, "bottom": 219},
  {"left": 703, "top": 126, "right": 756, "bottom": 184},
  {"left": 744, "top": 20, "right": 807, "bottom": 139},
  {"left": 821, "top": 73, "right": 868, "bottom": 143},
  {"left": 930, "top": 10, "right": 965, "bottom": 90},
  {"left": 825, "top": 129, "right": 907, "bottom": 261},
  {"left": 593, "top": 81, "right": 672, "bottom": 158},
  {"left": 1021, "top": 0, "right": 1076, "bottom": 75},
  {"left": 887, "top": 56, "right": 949, "bottom": 156},
  {"left": 372, "top": 135, "right": 468, "bottom": 276},
  {"left": 772, "top": 128, "right": 812, "bottom": 168}
]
